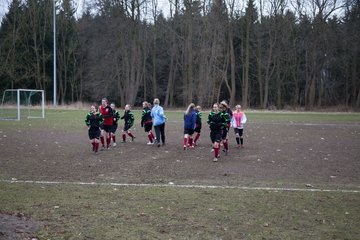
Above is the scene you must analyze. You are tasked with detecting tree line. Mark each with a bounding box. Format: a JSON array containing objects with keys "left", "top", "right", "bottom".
[{"left": 0, "top": 0, "right": 359, "bottom": 109}]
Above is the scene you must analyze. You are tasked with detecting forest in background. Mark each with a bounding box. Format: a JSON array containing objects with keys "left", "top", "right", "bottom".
[{"left": 0, "top": 0, "right": 359, "bottom": 109}]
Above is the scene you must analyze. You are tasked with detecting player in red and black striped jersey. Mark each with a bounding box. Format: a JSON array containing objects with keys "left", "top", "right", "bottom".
[
  {"left": 99, "top": 98, "right": 113, "bottom": 149},
  {"left": 141, "top": 101, "right": 155, "bottom": 145},
  {"left": 110, "top": 103, "right": 120, "bottom": 147},
  {"left": 121, "top": 104, "right": 135, "bottom": 143},
  {"left": 85, "top": 105, "right": 104, "bottom": 153}
]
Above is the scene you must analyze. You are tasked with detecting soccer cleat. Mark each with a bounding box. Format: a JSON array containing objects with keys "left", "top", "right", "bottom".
[
  {"left": 183, "top": 145, "right": 187, "bottom": 150},
  {"left": 113, "top": 142, "right": 117, "bottom": 147},
  {"left": 147, "top": 142, "right": 154, "bottom": 145},
  {"left": 213, "top": 157, "right": 218, "bottom": 162}
]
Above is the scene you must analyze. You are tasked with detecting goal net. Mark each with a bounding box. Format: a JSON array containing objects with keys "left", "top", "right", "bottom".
[{"left": 0, "top": 89, "right": 45, "bottom": 121}]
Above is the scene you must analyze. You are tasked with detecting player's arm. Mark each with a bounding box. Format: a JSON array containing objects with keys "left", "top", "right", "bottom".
[
  {"left": 98, "top": 113, "right": 104, "bottom": 126},
  {"left": 85, "top": 113, "right": 91, "bottom": 127},
  {"left": 129, "top": 112, "right": 135, "bottom": 126},
  {"left": 207, "top": 113, "right": 212, "bottom": 125}
]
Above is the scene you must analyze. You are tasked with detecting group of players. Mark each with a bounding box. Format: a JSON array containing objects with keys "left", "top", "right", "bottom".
[
  {"left": 183, "top": 101, "right": 246, "bottom": 162},
  {"left": 85, "top": 98, "right": 246, "bottom": 162}
]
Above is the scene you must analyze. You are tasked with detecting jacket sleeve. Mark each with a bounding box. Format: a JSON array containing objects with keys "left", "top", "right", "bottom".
[
  {"left": 85, "top": 113, "right": 90, "bottom": 127},
  {"left": 241, "top": 113, "right": 247, "bottom": 124},
  {"left": 207, "top": 113, "right": 212, "bottom": 125},
  {"left": 99, "top": 113, "right": 104, "bottom": 125}
]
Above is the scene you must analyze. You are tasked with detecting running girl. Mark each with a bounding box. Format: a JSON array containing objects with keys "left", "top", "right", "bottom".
[
  {"left": 183, "top": 103, "right": 197, "bottom": 150},
  {"left": 99, "top": 98, "right": 113, "bottom": 149},
  {"left": 193, "top": 105, "right": 202, "bottom": 146},
  {"left": 207, "top": 103, "right": 227, "bottom": 162},
  {"left": 141, "top": 101, "right": 155, "bottom": 145},
  {"left": 85, "top": 105, "right": 104, "bottom": 153},
  {"left": 219, "top": 101, "right": 231, "bottom": 155},
  {"left": 231, "top": 104, "right": 247, "bottom": 148},
  {"left": 110, "top": 103, "right": 120, "bottom": 146},
  {"left": 121, "top": 104, "right": 135, "bottom": 143}
]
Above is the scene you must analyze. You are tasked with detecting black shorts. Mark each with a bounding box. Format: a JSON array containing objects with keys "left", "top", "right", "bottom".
[
  {"left": 110, "top": 124, "right": 118, "bottom": 133},
  {"left": 184, "top": 128, "right": 195, "bottom": 135},
  {"left": 210, "top": 130, "right": 222, "bottom": 143},
  {"left": 123, "top": 123, "right": 132, "bottom": 132},
  {"left": 88, "top": 127, "right": 101, "bottom": 140},
  {"left": 222, "top": 128, "right": 228, "bottom": 139},
  {"left": 102, "top": 124, "right": 112, "bottom": 133},
  {"left": 144, "top": 122, "right": 153, "bottom": 132},
  {"left": 234, "top": 128, "right": 243, "bottom": 136},
  {"left": 195, "top": 125, "right": 201, "bottom": 133}
]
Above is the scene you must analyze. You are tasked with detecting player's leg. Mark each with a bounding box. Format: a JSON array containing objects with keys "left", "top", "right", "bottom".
[
  {"left": 239, "top": 129, "right": 244, "bottom": 147},
  {"left": 160, "top": 123, "right": 165, "bottom": 145},
  {"left": 234, "top": 128, "right": 240, "bottom": 147},
  {"left": 127, "top": 128, "right": 135, "bottom": 141},
  {"left": 194, "top": 127, "right": 201, "bottom": 145},
  {"left": 183, "top": 132, "right": 189, "bottom": 150}
]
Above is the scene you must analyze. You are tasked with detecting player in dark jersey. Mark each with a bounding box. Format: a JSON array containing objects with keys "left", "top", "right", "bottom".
[
  {"left": 193, "top": 105, "right": 202, "bottom": 146},
  {"left": 110, "top": 103, "right": 120, "bottom": 147},
  {"left": 219, "top": 101, "right": 231, "bottom": 155},
  {"left": 85, "top": 105, "right": 104, "bottom": 153},
  {"left": 121, "top": 104, "right": 135, "bottom": 143},
  {"left": 207, "top": 103, "right": 227, "bottom": 162},
  {"left": 99, "top": 98, "right": 114, "bottom": 149},
  {"left": 141, "top": 101, "right": 155, "bottom": 145}
]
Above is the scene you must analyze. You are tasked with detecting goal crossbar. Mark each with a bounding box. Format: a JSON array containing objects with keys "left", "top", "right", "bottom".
[{"left": 1, "top": 89, "right": 45, "bottom": 121}]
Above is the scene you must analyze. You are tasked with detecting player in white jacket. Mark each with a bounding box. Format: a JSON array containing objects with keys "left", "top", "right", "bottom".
[{"left": 231, "top": 105, "right": 247, "bottom": 148}]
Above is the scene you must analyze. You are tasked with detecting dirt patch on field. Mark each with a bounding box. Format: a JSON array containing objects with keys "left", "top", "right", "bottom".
[
  {"left": 1, "top": 121, "right": 359, "bottom": 189},
  {"left": 0, "top": 213, "right": 42, "bottom": 240}
]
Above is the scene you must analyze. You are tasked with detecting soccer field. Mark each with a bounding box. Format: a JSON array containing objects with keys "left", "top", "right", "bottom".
[{"left": 0, "top": 110, "right": 360, "bottom": 239}]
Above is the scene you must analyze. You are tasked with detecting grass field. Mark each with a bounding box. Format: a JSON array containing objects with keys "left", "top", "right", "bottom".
[{"left": 0, "top": 109, "right": 360, "bottom": 239}]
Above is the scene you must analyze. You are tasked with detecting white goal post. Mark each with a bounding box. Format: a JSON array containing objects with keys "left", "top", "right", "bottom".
[{"left": 0, "top": 89, "right": 45, "bottom": 121}]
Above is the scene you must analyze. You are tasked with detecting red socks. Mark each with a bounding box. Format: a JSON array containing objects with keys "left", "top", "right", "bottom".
[
  {"left": 122, "top": 133, "right": 126, "bottom": 142},
  {"left": 150, "top": 131, "right": 155, "bottom": 140},
  {"left": 112, "top": 135, "right": 116, "bottom": 143},
  {"left": 128, "top": 132, "right": 134, "bottom": 138},
  {"left": 148, "top": 134, "right": 153, "bottom": 143},
  {"left": 100, "top": 136, "right": 105, "bottom": 146},
  {"left": 106, "top": 137, "right": 111, "bottom": 148},
  {"left": 183, "top": 137, "right": 188, "bottom": 150},
  {"left": 194, "top": 133, "right": 200, "bottom": 143},
  {"left": 189, "top": 137, "right": 193, "bottom": 147},
  {"left": 214, "top": 146, "right": 220, "bottom": 158},
  {"left": 92, "top": 142, "right": 99, "bottom": 152}
]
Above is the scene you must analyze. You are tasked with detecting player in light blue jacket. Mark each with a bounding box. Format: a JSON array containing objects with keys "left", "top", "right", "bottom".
[{"left": 151, "top": 98, "right": 167, "bottom": 147}]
